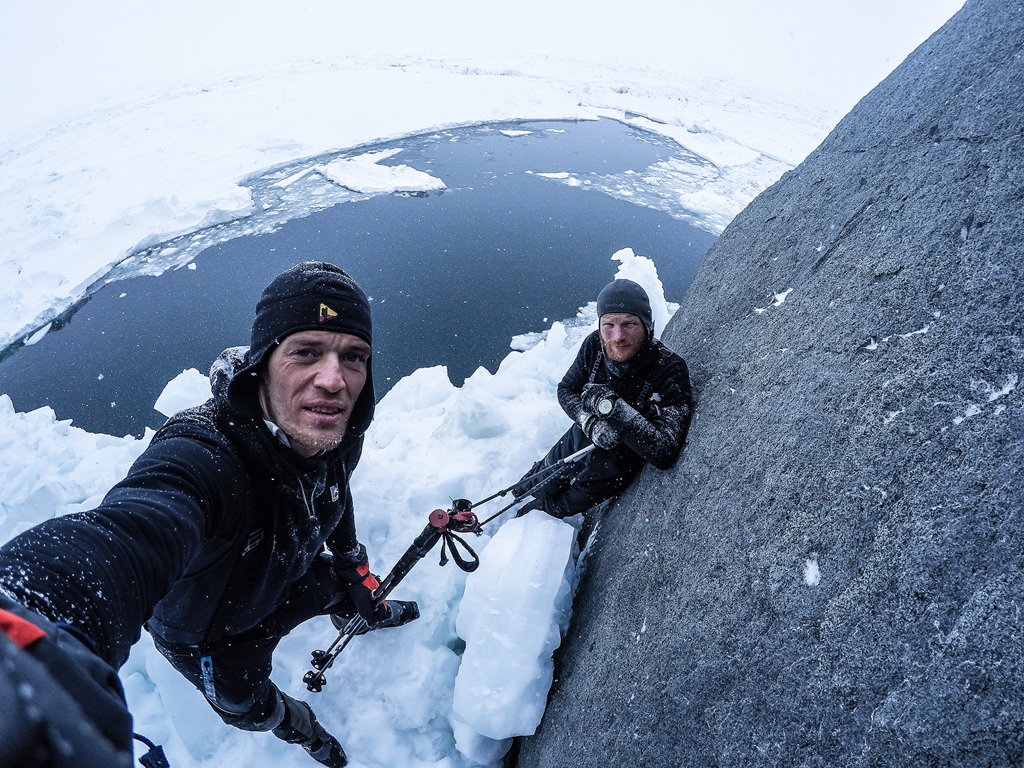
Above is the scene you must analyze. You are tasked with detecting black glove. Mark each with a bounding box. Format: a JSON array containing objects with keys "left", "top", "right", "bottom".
[
  {"left": 588, "top": 419, "right": 621, "bottom": 450},
  {"left": 510, "top": 460, "right": 543, "bottom": 498},
  {"left": 330, "top": 599, "right": 420, "bottom": 634},
  {"left": 576, "top": 411, "right": 595, "bottom": 435},
  {"left": 582, "top": 383, "right": 617, "bottom": 415},
  {"left": 329, "top": 545, "right": 391, "bottom": 626}
]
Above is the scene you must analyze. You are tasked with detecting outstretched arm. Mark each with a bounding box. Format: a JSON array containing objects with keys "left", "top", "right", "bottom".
[{"left": 0, "top": 434, "right": 240, "bottom": 668}]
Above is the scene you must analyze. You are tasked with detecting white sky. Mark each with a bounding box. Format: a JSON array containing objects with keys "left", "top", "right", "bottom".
[{"left": 1, "top": 0, "right": 965, "bottom": 136}]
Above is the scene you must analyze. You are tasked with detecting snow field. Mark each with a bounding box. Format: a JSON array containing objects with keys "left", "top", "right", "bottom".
[{"left": 0, "top": 51, "right": 840, "bottom": 352}]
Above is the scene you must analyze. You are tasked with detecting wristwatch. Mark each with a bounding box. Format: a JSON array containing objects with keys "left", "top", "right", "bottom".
[{"left": 597, "top": 397, "right": 614, "bottom": 415}]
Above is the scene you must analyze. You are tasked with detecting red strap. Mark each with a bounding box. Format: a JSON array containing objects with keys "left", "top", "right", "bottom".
[
  {"left": 0, "top": 609, "right": 47, "bottom": 649},
  {"left": 356, "top": 562, "right": 380, "bottom": 591},
  {"left": 362, "top": 574, "right": 380, "bottom": 590}
]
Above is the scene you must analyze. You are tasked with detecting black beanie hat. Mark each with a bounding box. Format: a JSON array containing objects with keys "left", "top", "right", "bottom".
[
  {"left": 597, "top": 278, "right": 654, "bottom": 335},
  {"left": 248, "top": 261, "right": 371, "bottom": 365}
]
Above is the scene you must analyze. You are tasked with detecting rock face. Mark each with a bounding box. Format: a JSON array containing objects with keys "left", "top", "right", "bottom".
[{"left": 515, "top": 1, "right": 1023, "bottom": 765}]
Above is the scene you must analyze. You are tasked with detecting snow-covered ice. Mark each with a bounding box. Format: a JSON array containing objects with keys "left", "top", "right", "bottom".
[
  {"left": 154, "top": 370, "right": 214, "bottom": 419},
  {"left": 315, "top": 150, "right": 447, "bottom": 195},
  {"left": 452, "top": 511, "right": 577, "bottom": 756}
]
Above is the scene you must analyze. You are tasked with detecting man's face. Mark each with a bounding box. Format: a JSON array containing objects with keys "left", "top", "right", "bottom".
[
  {"left": 258, "top": 330, "right": 370, "bottom": 458},
  {"left": 600, "top": 313, "right": 647, "bottom": 363}
]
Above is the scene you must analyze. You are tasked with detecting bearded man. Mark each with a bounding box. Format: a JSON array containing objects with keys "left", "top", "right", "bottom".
[{"left": 513, "top": 278, "right": 693, "bottom": 520}]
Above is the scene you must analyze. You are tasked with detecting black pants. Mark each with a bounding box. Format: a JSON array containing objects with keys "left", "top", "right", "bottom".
[
  {"left": 150, "top": 554, "right": 355, "bottom": 731},
  {"left": 524, "top": 424, "right": 644, "bottom": 519}
]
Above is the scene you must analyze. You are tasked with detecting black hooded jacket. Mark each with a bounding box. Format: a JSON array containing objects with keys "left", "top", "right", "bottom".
[
  {"left": 558, "top": 330, "right": 692, "bottom": 469},
  {"left": 0, "top": 346, "right": 376, "bottom": 668}
]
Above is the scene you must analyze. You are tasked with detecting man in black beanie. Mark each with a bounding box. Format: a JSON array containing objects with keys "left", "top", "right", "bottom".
[
  {"left": 0, "top": 261, "right": 416, "bottom": 768},
  {"left": 512, "top": 278, "right": 693, "bottom": 520}
]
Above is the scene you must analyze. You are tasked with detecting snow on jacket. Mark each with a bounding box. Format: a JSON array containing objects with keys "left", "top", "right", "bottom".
[
  {"left": 558, "top": 330, "right": 692, "bottom": 470},
  {"left": 0, "top": 346, "right": 375, "bottom": 668}
]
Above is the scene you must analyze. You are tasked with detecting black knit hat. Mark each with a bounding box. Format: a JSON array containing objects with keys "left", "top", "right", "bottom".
[
  {"left": 597, "top": 278, "right": 654, "bottom": 335},
  {"left": 249, "top": 261, "right": 371, "bottom": 363},
  {"left": 227, "top": 261, "right": 374, "bottom": 415}
]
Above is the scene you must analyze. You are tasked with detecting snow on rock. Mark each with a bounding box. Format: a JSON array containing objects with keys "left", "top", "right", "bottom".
[
  {"left": 754, "top": 287, "right": 794, "bottom": 314},
  {"left": 154, "top": 368, "right": 212, "bottom": 417},
  {"left": 451, "top": 511, "right": 576, "bottom": 754}
]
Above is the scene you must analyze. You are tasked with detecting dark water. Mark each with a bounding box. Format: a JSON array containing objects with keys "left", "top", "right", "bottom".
[{"left": 0, "top": 119, "right": 715, "bottom": 437}]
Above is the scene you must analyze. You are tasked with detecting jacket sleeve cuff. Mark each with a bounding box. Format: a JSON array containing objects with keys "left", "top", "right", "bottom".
[{"left": 328, "top": 543, "right": 369, "bottom": 583}]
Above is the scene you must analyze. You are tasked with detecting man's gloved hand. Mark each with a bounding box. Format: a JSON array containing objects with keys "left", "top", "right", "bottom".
[
  {"left": 575, "top": 411, "right": 596, "bottom": 436},
  {"left": 577, "top": 410, "right": 620, "bottom": 450},
  {"left": 331, "top": 599, "right": 420, "bottom": 634},
  {"left": 329, "top": 545, "right": 391, "bottom": 626},
  {"left": 581, "top": 383, "right": 617, "bottom": 415},
  {"left": 510, "top": 460, "right": 544, "bottom": 499},
  {"left": 588, "top": 419, "right": 621, "bottom": 450}
]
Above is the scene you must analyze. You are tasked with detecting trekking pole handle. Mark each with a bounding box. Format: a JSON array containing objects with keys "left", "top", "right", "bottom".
[{"left": 562, "top": 443, "right": 597, "bottom": 464}]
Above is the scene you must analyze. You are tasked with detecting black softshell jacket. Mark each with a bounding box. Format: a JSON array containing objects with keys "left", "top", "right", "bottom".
[
  {"left": 558, "top": 330, "right": 692, "bottom": 469},
  {"left": 0, "top": 347, "right": 374, "bottom": 668}
]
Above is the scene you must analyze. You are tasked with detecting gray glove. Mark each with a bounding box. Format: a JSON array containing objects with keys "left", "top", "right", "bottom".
[
  {"left": 589, "top": 419, "right": 621, "bottom": 450},
  {"left": 577, "top": 410, "right": 621, "bottom": 448},
  {"left": 576, "top": 411, "right": 596, "bottom": 435}
]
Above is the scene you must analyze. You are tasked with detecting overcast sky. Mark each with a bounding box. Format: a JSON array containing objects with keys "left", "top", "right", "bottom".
[{"left": 1, "top": 0, "right": 965, "bottom": 136}]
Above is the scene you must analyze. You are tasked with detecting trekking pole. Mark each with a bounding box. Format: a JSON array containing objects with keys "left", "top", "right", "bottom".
[
  {"left": 473, "top": 443, "right": 597, "bottom": 528},
  {"left": 304, "top": 504, "right": 481, "bottom": 693},
  {"left": 465, "top": 443, "right": 596, "bottom": 511},
  {"left": 303, "top": 444, "right": 596, "bottom": 691}
]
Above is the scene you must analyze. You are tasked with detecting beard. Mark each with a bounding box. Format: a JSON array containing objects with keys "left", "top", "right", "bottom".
[
  {"left": 602, "top": 337, "right": 643, "bottom": 363},
  {"left": 288, "top": 424, "right": 349, "bottom": 456},
  {"left": 258, "top": 383, "right": 350, "bottom": 457}
]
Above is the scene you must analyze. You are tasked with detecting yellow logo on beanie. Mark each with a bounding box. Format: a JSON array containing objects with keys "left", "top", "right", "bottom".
[{"left": 319, "top": 303, "right": 338, "bottom": 323}]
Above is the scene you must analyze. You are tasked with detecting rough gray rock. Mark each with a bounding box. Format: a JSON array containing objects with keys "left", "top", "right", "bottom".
[{"left": 514, "top": 1, "right": 1023, "bottom": 765}]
